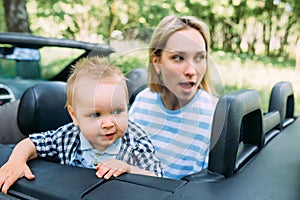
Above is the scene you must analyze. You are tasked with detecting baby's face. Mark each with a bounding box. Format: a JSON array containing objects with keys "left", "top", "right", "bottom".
[{"left": 70, "top": 77, "right": 128, "bottom": 151}]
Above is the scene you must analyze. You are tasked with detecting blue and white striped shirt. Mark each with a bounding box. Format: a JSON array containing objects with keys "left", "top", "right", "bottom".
[{"left": 129, "top": 88, "right": 217, "bottom": 179}]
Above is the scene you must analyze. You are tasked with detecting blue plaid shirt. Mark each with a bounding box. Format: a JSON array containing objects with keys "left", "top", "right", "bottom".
[{"left": 29, "top": 119, "right": 162, "bottom": 177}]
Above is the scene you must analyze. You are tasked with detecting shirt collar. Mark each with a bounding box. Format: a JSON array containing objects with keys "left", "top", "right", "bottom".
[{"left": 79, "top": 133, "right": 121, "bottom": 154}]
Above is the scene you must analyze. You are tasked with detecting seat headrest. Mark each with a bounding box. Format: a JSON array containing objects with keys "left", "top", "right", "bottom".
[
  {"left": 125, "top": 68, "right": 148, "bottom": 105},
  {"left": 17, "top": 81, "right": 72, "bottom": 136}
]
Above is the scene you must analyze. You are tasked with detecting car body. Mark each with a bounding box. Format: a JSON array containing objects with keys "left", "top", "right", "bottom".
[
  {"left": 0, "top": 32, "right": 114, "bottom": 106},
  {"left": 0, "top": 33, "right": 299, "bottom": 200}
]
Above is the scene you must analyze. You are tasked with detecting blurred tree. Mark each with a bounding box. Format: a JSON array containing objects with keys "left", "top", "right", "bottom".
[
  {"left": 3, "top": 0, "right": 31, "bottom": 32},
  {"left": 27, "top": 0, "right": 110, "bottom": 42},
  {"left": 107, "top": 0, "right": 116, "bottom": 44},
  {"left": 2, "top": 0, "right": 298, "bottom": 61},
  {"left": 0, "top": 1, "right": 6, "bottom": 31}
]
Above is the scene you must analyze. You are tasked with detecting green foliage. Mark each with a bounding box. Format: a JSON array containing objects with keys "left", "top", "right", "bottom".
[
  {"left": 211, "top": 50, "right": 300, "bottom": 113},
  {"left": 17, "top": 0, "right": 299, "bottom": 61},
  {"left": 109, "top": 39, "right": 149, "bottom": 73},
  {"left": 213, "top": 50, "right": 296, "bottom": 69},
  {"left": 112, "top": 56, "right": 147, "bottom": 74},
  {"left": 39, "top": 46, "right": 85, "bottom": 79},
  {"left": 2, "top": 0, "right": 299, "bottom": 112},
  {"left": 0, "top": 1, "right": 7, "bottom": 32}
]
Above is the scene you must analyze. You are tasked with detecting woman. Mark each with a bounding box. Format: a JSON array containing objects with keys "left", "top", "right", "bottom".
[{"left": 129, "top": 15, "right": 222, "bottom": 180}]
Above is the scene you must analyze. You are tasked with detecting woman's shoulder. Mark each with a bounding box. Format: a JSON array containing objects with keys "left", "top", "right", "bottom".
[
  {"left": 135, "top": 87, "right": 157, "bottom": 100},
  {"left": 130, "top": 88, "right": 159, "bottom": 111},
  {"left": 194, "top": 89, "right": 219, "bottom": 110}
]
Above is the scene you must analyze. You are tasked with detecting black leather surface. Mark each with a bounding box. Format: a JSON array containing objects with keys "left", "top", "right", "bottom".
[
  {"left": 0, "top": 118, "right": 299, "bottom": 199},
  {"left": 208, "top": 90, "right": 263, "bottom": 178},
  {"left": 125, "top": 68, "right": 148, "bottom": 105},
  {"left": 269, "top": 81, "right": 294, "bottom": 129},
  {"left": 0, "top": 145, "right": 186, "bottom": 200},
  {"left": 167, "top": 118, "right": 300, "bottom": 200},
  {"left": 17, "top": 81, "right": 72, "bottom": 136}
]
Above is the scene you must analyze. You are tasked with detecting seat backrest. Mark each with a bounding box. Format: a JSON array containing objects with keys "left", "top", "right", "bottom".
[
  {"left": 262, "top": 110, "right": 280, "bottom": 145},
  {"left": 125, "top": 68, "right": 148, "bottom": 106},
  {"left": 268, "top": 81, "right": 295, "bottom": 129},
  {"left": 208, "top": 90, "right": 264, "bottom": 178},
  {"left": 17, "top": 81, "right": 72, "bottom": 136}
]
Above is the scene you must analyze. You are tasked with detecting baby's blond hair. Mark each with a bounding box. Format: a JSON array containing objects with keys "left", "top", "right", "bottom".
[{"left": 66, "top": 56, "right": 128, "bottom": 107}]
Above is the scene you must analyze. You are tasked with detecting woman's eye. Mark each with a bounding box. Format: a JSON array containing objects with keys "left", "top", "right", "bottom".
[
  {"left": 196, "top": 54, "right": 205, "bottom": 61},
  {"left": 173, "top": 55, "right": 184, "bottom": 61},
  {"left": 91, "top": 113, "right": 100, "bottom": 118}
]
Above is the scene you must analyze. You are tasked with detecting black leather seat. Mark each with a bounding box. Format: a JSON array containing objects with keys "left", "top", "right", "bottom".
[
  {"left": 182, "top": 90, "right": 264, "bottom": 181},
  {"left": 263, "top": 81, "right": 296, "bottom": 144},
  {"left": 17, "top": 81, "right": 72, "bottom": 136},
  {"left": 125, "top": 68, "right": 148, "bottom": 106},
  {"left": 268, "top": 81, "right": 295, "bottom": 129},
  {"left": 209, "top": 90, "right": 264, "bottom": 177}
]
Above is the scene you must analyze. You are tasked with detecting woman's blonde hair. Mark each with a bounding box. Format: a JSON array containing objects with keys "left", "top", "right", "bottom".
[
  {"left": 148, "top": 15, "right": 221, "bottom": 97},
  {"left": 66, "top": 56, "right": 128, "bottom": 107}
]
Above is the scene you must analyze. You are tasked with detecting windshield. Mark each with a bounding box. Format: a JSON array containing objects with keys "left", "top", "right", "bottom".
[{"left": 0, "top": 46, "right": 84, "bottom": 80}]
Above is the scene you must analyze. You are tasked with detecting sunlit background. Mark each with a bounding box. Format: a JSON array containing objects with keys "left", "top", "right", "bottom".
[{"left": 1, "top": 0, "right": 299, "bottom": 113}]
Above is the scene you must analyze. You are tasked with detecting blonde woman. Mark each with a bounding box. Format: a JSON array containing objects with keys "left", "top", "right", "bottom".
[{"left": 129, "top": 15, "right": 221, "bottom": 180}]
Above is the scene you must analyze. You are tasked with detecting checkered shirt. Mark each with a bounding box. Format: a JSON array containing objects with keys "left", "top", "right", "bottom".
[{"left": 29, "top": 119, "right": 163, "bottom": 177}]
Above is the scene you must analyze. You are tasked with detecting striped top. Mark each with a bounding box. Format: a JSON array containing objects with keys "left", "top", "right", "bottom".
[{"left": 129, "top": 88, "right": 217, "bottom": 180}]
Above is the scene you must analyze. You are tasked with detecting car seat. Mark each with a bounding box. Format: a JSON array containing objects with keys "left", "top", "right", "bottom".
[
  {"left": 125, "top": 68, "right": 148, "bottom": 106},
  {"left": 268, "top": 81, "right": 295, "bottom": 129},
  {"left": 17, "top": 81, "right": 72, "bottom": 136},
  {"left": 182, "top": 90, "right": 264, "bottom": 181}
]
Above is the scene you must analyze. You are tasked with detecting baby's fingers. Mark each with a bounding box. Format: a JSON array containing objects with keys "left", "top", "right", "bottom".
[
  {"left": 24, "top": 168, "right": 35, "bottom": 180},
  {"left": 1, "top": 176, "right": 15, "bottom": 195},
  {"left": 103, "top": 169, "right": 117, "bottom": 180},
  {"left": 95, "top": 164, "right": 110, "bottom": 178},
  {"left": 112, "top": 169, "right": 126, "bottom": 177}
]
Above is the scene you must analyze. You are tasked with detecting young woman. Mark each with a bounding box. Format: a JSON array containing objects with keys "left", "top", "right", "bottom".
[{"left": 129, "top": 15, "right": 222, "bottom": 180}]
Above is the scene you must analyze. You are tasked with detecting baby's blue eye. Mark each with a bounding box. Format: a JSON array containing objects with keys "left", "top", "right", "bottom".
[
  {"left": 113, "top": 109, "right": 122, "bottom": 115},
  {"left": 91, "top": 113, "right": 100, "bottom": 118}
]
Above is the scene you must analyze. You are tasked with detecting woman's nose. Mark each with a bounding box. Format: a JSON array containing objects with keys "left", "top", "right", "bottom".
[{"left": 184, "top": 61, "right": 196, "bottom": 76}]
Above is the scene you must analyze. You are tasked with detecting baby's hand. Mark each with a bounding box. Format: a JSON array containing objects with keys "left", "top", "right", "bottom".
[
  {"left": 0, "top": 161, "right": 35, "bottom": 194},
  {"left": 95, "top": 159, "right": 130, "bottom": 179}
]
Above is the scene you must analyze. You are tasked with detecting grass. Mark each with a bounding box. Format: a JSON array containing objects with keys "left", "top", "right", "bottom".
[
  {"left": 110, "top": 40, "right": 300, "bottom": 115},
  {"left": 212, "top": 50, "right": 300, "bottom": 114}
]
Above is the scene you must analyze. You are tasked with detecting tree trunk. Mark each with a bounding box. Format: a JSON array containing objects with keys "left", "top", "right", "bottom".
[
  {"left": 107, "top": 0, "right": 115, "bottom": 44},
  {"left": 3, "top": 0, "right": 31, "bottom": 33},
  {"left": 278, "top": 17, "right": 296, "bottom": 58},
  {"left": 296, "top": 39, "right": 300, "bottom": 70}
]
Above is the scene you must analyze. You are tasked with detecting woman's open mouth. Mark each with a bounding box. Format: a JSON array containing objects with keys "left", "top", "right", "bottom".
[
  {"left": 179, "top": 82, "right": 195, "bottom": 89},
  {"left": 178, "top": 81, "right": 197, "bottom": 94}
]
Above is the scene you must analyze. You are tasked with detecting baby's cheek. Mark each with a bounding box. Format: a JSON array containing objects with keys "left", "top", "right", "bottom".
[{"left": 115, "top": 117, "right": 129, "bottom": 134}]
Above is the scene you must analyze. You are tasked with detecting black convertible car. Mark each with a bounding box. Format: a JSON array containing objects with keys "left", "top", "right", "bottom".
[{"left": 0, "top": 33, "right": 299, "bottom": 200}]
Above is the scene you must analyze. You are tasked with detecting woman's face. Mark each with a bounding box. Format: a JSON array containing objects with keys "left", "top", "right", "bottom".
[{"left": 153, "top": 27, "right": 207, "bottom": 108}]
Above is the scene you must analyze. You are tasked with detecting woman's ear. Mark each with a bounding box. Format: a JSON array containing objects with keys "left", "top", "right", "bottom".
[
  {"left": 67, "top": 105, "right": 79, "bottom": 126},
  {"left": 151, "top": 55, "right": 160, "bottom": 73}
]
